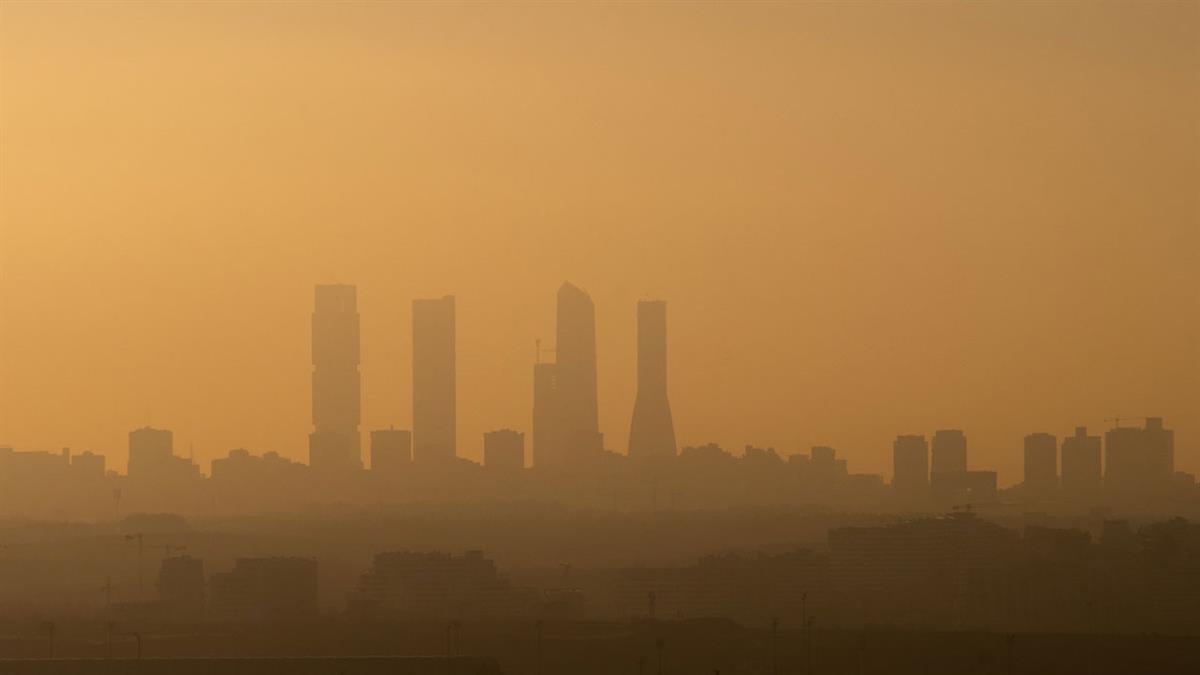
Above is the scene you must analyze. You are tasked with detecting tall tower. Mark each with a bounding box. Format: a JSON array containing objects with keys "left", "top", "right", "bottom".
[
  {"left": 532, "top": 361, "right": 562, "bottom": 469},
  {"left": 412, "top": 295, "right": 456, "bottom": 464},
  {"left": 929, "top": 429, "right": 967, "bottom": 500},
  {"left": 931, "top": 429, "right": 967, "bottom": 474},
  {"left": 309, "top": 284, "right": 362, "bottom": 470},
  {"left": 555, "top": 283, "right": 602, "bottom": 456},
  {"left": 1023, "top": 432, "right": 1058, "bottom": 500},
  {"left": 1061, "top": 426, "right": 1101, "bottom": 500},
  {"left": 892, "top": 434, "right": 929, "bottom": 499},
  {"left": 628, "top": 300, "right": 676, "bottom": 462}
]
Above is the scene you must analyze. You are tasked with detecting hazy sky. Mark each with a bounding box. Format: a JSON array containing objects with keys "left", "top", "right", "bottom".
[{"left": 1, "top": 1, "right": 1196, "bottom": 484}]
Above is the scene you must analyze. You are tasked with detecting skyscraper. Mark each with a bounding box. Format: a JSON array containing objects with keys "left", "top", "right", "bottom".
[
  {"left": 412, "top": 295, "right": 456, "bottom": 464},
  {"left": 892, "top": 434, "right": 929, "bottom": 499},
  {"left": 309, "top": 284, "right": 362, "bottom": 471},
  {"left": 555, "top": 282, "right": 602, "bottom": 457},
  {"left": 531, "top": 361, "right": 563, "bottom": 469},
  {"left": 628, "top": 300, "right": 676, "bottom": 462},
  {"left": 1023, "top": 432, "right": 1058, "bottom": 500},
  {"left": 1061, "top": 426, "right": 1102, "bottom": 501},
  {"left": 931, "top": 429, "right": 967, "bottom": 474},
  {"left": 930, "top": 429, "right": 968, "bottom": 501}
]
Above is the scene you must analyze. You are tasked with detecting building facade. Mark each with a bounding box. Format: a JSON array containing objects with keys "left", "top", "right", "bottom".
[
  {"left": 309, "top": 284, "right": 362, "bottom": 471},
  {"left": 412, "top": 295, "right": 456, "bottom": 464}
]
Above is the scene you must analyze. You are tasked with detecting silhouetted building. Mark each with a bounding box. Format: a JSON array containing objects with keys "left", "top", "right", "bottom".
[
  {"left": 1106, "top": 417, "right": 1174, "bottom": 499},
  {"left": 808, "top": 446, "right": 848, "bottom": 497},
  {"left": 210, "top": 448, "right": 307, "bottom": 513},
  {"left": 846, "top": 472, "right": 886, "bottom": 495},
  {"left": 829, "top": 512, "right": 1017, "bottom": 623},
  {"left": 70, "top": 450, "right": 106, "bottom": 480},
  {"left": 128, "top": 426, "right": 200, "bottom": 483},
  {"left": 1023, "top": 432, "right": 1057, "bottom": 500},
  {"left": 931, "top": 429, "right": 967, "bottom": 473},
  {"left": 370, "top": 427, "right": 412, "bottom": 474},
  {"left": 209, "top": 557, "right": 318, "bottom": 622},
  {"left": 616, "top": 548, "right": 828, "bottom": 623},
  {"left": 962, "top": 470, "right": 998, "bottom": 501},
  {"left": 892, "top": 435, "right": 929, "bottom": 499},
  {"left": 531, "top": 361, "right": 562, "bottom": 469},
  {"left": 1061, "top": 426, "right": 1102, "bottom": 501},
  {"left": 0, "top": 446, "right": 79, "bottom": 518},
  {"left": 810, "top": 445, "right": 848, "bottom": 479},
  {"left": 128, "top": 427, "right": 173, "bottom": 477},
  {"left": 930, "top": 429, "right": 968, "bottom": 500},
  {"left": 933, "top": 472, "right": 997, "bottom": 503},
  {"left": 413, "top": 295, "right": 456, "bottom": 464},
  {"left": 351, "top": 550, "right": 532, "bottom": 619},
  {"left": 555, "top": 283, "right": 603, "bottom": 458},
  {"left": 1137, "top": 517, "right": 1200, "bottom": 629},
  {"left": 211, "top": 449, "right": 306, "bottom": 482},
  {"left": 158, "top": 555, "right": 205, "bottom": 621},
  {"left": 628, "top": 300, "right": 677, "bottom": 464},
  {"left": 1100, "top": 518, "right": 1137, "bottom": 550},
  {"left": 309, "top": 284, "right": 362, "bottom": 471},
  {"left": 483, "top": 429, "right": 524, "bottom": 470}
]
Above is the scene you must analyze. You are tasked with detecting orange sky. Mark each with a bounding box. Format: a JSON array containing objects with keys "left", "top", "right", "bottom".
[{"left": 1, "top": 1, "right": 1196, "bottom": 484}]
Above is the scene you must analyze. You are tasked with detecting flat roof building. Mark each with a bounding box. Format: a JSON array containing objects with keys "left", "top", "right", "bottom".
[
  {"left": 309, "top": 284, "right": 362, "bottom": 471},
  {"left": 413, "top": 295, "right": 456, "bottom": 464},
  {"left": 1023, "top": 432, "right": 1058, "bottom": 500}
]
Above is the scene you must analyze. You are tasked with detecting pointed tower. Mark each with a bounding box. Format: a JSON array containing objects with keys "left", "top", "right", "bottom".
[{"left": 628, "top": 300, "right": 676, "bottom": 462}]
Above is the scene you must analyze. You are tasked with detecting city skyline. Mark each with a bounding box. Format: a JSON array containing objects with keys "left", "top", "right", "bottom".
[
  {"left": 0, "top": 3, "right": 1197, "bottom": 670},
  {"left": 0, "top": 281, "right": 1189, "bottom": 489},
  {"left": 1, "top": 1, "right": 1196, "bottom": 486}
]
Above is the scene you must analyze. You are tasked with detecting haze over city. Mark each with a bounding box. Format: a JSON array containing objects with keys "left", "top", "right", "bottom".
[
  {"left": 0, "top": 2, "right": 1197, "bottom": 674},
  {"left": 2, "top": 1, "right": 1196, "bottom": 483}
]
